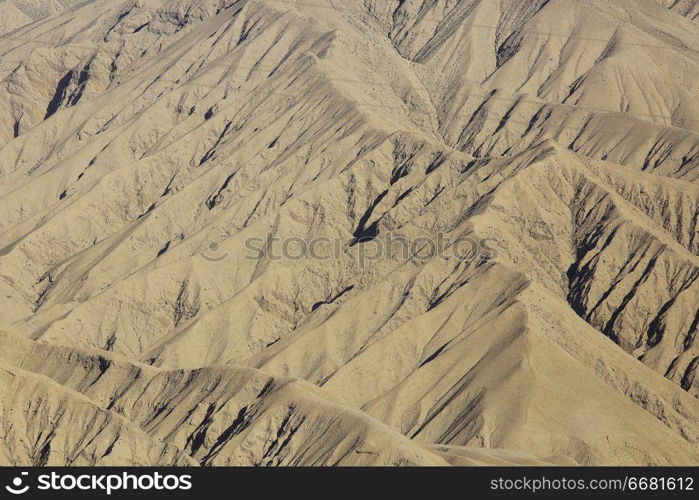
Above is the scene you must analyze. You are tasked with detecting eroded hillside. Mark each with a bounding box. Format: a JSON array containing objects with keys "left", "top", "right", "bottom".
[{"left": 0, "top": 0, "right": 697, "bottom": 466}]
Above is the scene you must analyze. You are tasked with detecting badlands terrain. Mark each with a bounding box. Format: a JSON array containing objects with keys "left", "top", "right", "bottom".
[{"left": 0, "top": 0, "right": 697, "bottom": 466}]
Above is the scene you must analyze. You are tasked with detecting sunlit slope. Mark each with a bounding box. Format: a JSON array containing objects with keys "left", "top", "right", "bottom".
[{"left": 0, "top": 0, "right": 697, "bottom": 466}]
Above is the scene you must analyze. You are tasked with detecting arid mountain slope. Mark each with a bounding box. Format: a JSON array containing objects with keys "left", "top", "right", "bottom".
[
  {"left": 656, "top": 0, "right": 699, "bottom": 20},
  {"left": 0, "top": 0, "right": 697, "bottom": 466},
  {"left": 0, "top": 0, "right": 89, "bottom": 36},
  {"left": 0, "top": 330, "right": 571, "bottom": 466}
]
